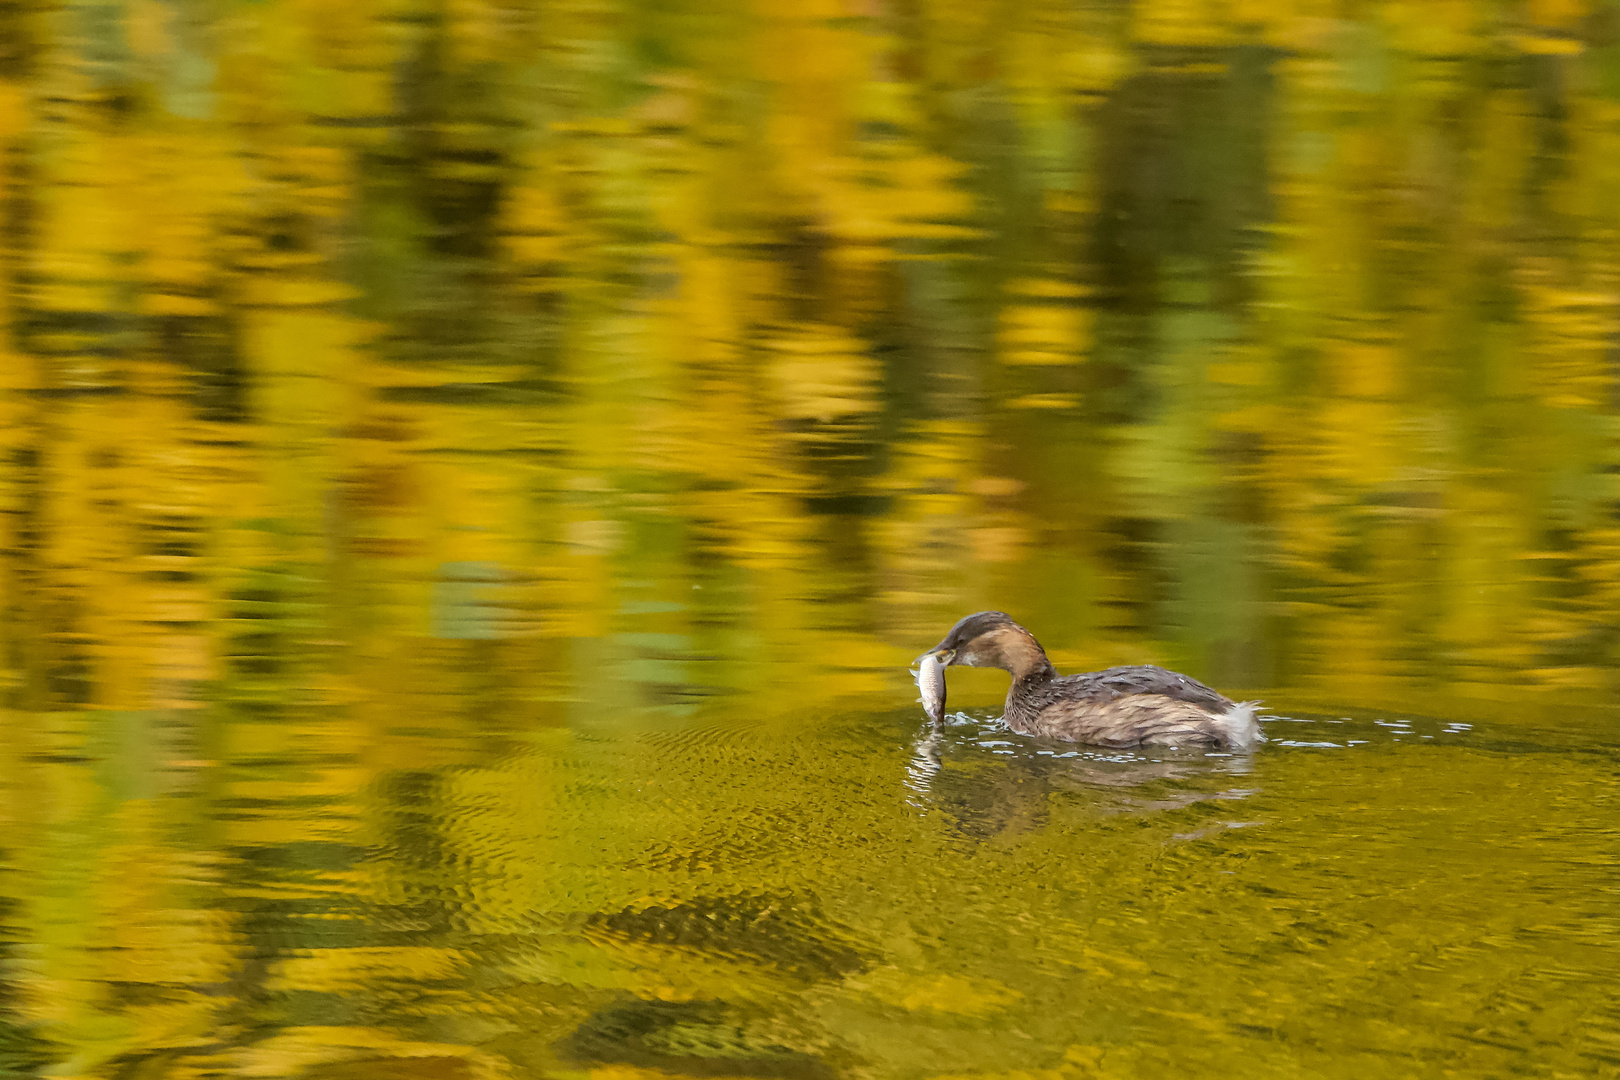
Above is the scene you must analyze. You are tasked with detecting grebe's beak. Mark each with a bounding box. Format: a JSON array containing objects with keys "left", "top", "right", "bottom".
[{"left": 913, "top": 647, "right": 954, "bottom": 668}]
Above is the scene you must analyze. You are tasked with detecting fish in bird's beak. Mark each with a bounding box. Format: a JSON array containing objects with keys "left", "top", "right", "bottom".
[{"left": 913, "top": 651, "right": 948, "bottom": 723}]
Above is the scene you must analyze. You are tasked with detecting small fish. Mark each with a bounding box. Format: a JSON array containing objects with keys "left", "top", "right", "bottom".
[{"left": 914, "top": 653, "right": 947, "bottom": 723}]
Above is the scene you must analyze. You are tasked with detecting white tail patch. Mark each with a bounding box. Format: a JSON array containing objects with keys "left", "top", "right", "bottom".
[{"left": 1221, "top": 701, "right": 1265, "bottom": 750}]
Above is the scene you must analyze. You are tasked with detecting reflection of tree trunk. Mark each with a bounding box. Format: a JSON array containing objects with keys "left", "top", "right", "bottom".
[
  {"left": 1092, "top": 45, "right": 1275, "bottom": 315},
  {"left": 6, "top": 434, "right": 59, "bottom": 710},
  {"left": 393, "top": 12, "right": 506, "bottom": 262}
]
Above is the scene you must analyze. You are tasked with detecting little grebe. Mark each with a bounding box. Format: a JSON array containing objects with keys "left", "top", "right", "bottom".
[{"left": 916, "top": 612, "right": 1262, "bottom": 750}]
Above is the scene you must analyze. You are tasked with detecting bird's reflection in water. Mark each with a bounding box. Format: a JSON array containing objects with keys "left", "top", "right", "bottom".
[{"left": 906, "top": 714, "right": 1259, "bottom": 839}]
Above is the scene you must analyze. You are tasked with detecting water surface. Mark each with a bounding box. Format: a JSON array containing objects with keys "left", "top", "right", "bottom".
[
  {"left": 4, "top": 0, "right": 1620, "bottom": 1075},
  {"left": 6, "top": 699, "right": 1618, "bottom": 1078}
]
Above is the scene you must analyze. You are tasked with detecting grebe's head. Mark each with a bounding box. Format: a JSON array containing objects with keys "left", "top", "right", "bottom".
[{"left": 915, "top": 611, "right": 1054, "bottom": 679}]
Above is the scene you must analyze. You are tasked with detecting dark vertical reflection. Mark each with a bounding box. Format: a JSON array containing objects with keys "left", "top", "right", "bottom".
[{"left": 1093, "top": 45, "right": 1274, "bottom": 314}]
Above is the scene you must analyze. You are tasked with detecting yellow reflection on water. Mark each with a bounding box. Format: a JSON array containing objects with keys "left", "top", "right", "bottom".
[{"left": 3, "top": 0, "right": 1620, "bottom": 1076}]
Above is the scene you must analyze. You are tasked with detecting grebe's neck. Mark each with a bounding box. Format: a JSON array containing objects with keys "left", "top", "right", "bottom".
[
  {"left": 984, "top": 625, "right": 1057, "bottom": 683},
  {"left": 1002, "top": 663, "right": 1056, "bottom": 735}
]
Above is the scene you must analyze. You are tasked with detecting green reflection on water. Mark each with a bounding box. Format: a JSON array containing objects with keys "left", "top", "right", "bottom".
[
  {"left": 2, "top": 704, "right": 1618, "bottom": 1078},
  {"left": 3, "top": 0, "right": 1620, "bottom": 1074}
]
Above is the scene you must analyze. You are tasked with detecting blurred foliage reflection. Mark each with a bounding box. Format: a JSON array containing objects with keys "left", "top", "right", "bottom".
[{"left": 3, "top": 0, "right": 1620, "bottom": 1076}]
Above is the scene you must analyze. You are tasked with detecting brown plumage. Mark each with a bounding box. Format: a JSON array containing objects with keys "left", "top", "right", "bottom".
[{"left": 915, "top": 612, "right": 1262, "bottom": 750}]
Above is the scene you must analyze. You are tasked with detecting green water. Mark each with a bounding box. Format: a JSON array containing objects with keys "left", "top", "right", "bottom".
[
  {"left": 5, "top": 699, "right": 1616, "bottom": 1078},
  {"left": 6, "top": 0, "right": 1620, "bottom": 1074}
]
